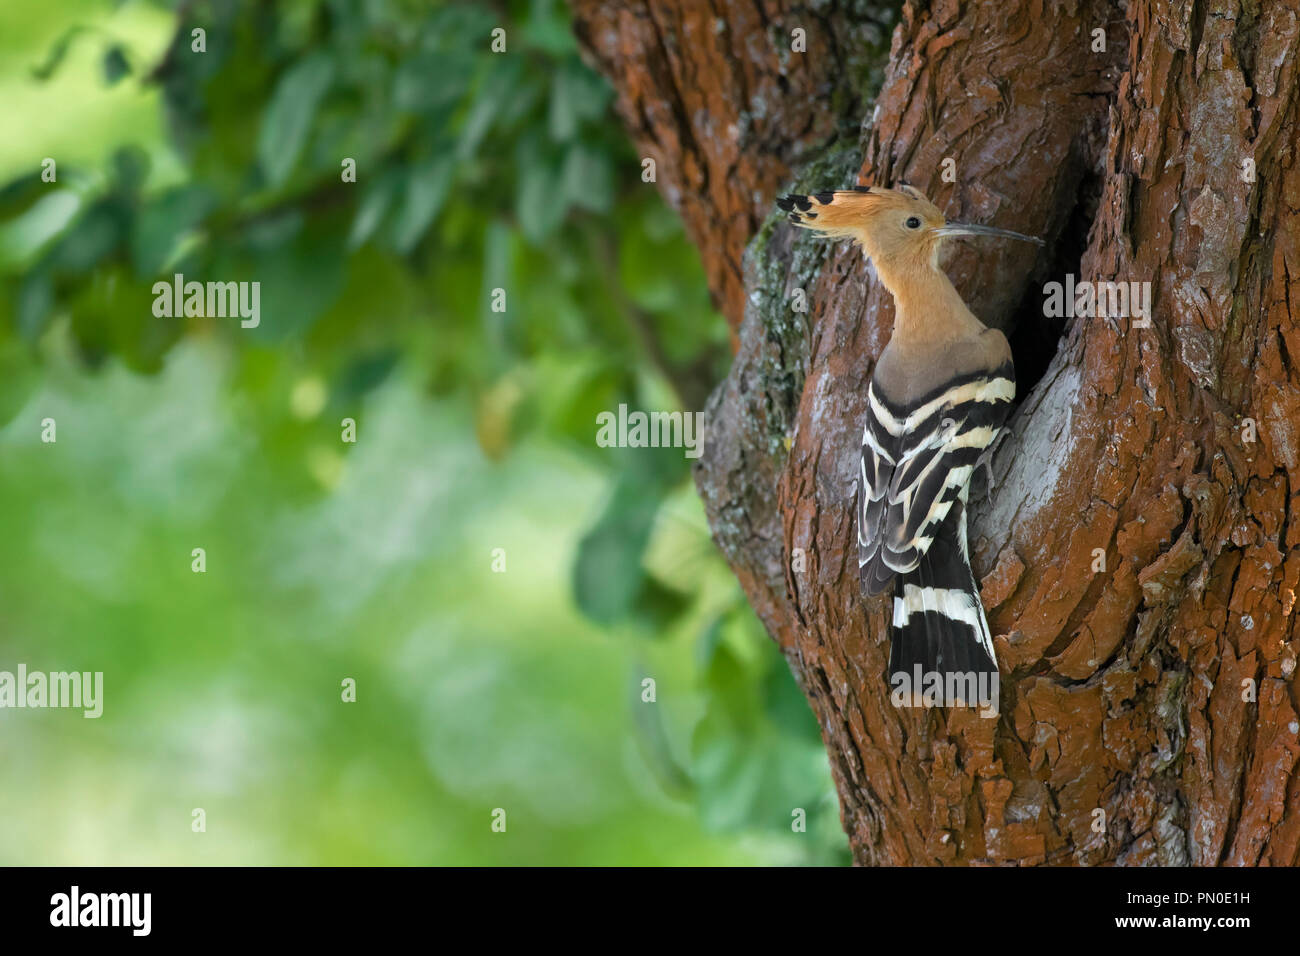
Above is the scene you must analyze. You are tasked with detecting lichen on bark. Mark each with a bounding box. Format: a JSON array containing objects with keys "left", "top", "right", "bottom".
[{"left": 744, "top": 141, "right": 864, "bottom": 458}]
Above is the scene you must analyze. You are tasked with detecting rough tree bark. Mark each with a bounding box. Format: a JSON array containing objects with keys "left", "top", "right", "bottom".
[{"left": 573, "top": 0, "right": 1300, "bottom": 865}]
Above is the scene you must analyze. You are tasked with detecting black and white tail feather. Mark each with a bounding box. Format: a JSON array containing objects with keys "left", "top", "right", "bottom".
[{"left": 858, "top": 362, "right": 1015, "bottom": 694}]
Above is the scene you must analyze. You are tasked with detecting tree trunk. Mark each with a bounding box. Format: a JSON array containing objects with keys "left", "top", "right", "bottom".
[{"left": 573, "top": 0, "right": 1300, "bottom": 865}]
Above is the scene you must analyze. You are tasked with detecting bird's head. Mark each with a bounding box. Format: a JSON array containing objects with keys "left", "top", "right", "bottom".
[{"left": 776, "top": 184, "right": 1042, "bottom": 289}]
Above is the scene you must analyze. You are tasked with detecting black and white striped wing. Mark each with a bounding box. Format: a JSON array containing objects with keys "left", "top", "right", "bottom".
[{"left": 858, "top": 364, "right": 1015, "bottom": 596}]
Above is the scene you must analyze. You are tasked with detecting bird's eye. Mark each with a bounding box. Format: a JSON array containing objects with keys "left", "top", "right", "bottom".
[{"left": 905, "top": 216, "right": 922, "bottom": 230}]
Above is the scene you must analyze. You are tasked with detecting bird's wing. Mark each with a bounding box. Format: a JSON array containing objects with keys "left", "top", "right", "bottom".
[{"left": 858, "top": 365, "right": 1015, "bottom": 595}]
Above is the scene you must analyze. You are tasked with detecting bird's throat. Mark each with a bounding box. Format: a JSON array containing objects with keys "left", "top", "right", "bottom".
[{"left": 881, "top": 261, "right": 987, "bottom": 347}]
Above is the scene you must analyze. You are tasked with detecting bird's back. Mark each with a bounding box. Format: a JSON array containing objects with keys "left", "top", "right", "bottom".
[
  {"left": 871, "top": 326, "right": 1012, "bottom": 408},
  {"left": 858, "top": 326, "right": 1015, "bottom": 590},
  {"left": 857, "top": 324, "right": 1015, "bottom": 682}
]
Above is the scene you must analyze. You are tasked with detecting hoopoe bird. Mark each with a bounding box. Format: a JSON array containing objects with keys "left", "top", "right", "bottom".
[{"left": 776, "top": 185, "right": 1042, "bottom": 700}]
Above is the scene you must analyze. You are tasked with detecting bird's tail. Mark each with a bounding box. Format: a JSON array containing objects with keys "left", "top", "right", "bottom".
[{"left": 887, "top": 507, "right": 999, "bottom": 714}]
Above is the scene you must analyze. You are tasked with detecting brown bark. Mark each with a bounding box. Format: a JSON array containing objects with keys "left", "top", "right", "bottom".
[
  {"left": 574, "top": 0, "right": 1300, "bottom": 865},
  {"left": 572, "top": 0, "right": 893, "bottom": 330}
]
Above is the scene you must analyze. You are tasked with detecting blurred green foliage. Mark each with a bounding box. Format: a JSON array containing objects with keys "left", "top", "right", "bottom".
[{"left": 0, "top": 0, "right": 846, "bottom": 864}]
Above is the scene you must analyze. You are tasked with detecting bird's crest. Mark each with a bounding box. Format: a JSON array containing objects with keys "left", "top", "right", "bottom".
[{"left": 776, "top": 184, "right": 943, "bottom": 236}]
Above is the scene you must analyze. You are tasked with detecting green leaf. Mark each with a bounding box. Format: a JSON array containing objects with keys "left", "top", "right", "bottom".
[
  {"left": 572, "top": 476, "right": 664, "bottom": 625},
  {"left": 549, "top": 61, "right": 610, "bottom": 141},
  {"left": 393, "top": 50, "right": 473, "bottom": 113},
  {"left": 30, "top": 25, "right": 88, "bottom": 81},
  {"left": 515, "top": 154, "right": 567, "bottom": 244},
  {"left": 110, "top": 146, "right": 150, "bottom": 195},
  {"left": 258, "top": 52, "right": 335, "bottom": 189},
  {"left": 347, "top": 173, "right": 398, "bottom": 250},
  {"left": 102, "top": 45, "right": 130, "bottom": 86},
  {"left": 16, "top": 270, "right": 53, "bottom": 341},
  {"left": 457, "top": 58, "right": 523, "bottom": 161},
  {"left": 520, "top": 0, "right": 577, "bottom": 55},
  {"left": 628, "top": 576, "right": 692, "bottom": 635},
  {"left": 131, "top": 186, "right": 214, "bottom": 277},
  {"left": 49, "top": 202, "right": 122, "bottom": 273},
  {"left": 390, "top": 157, "right": 454, "bottom": 254},
  {"left": 561, "top": 144, "right": 613, "bottom": 214},
  {"left": 233, "top": 218, "right": 349, "bottom": 343},
  {"left": 0, "top": 190, "right": 81, "bottom": 272}
]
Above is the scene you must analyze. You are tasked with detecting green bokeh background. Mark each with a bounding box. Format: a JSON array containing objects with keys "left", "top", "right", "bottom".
[{"left": 0, "top": 0, "right": 845, "bottom": 865}]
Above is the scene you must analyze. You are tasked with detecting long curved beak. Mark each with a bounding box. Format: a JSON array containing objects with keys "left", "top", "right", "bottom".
[{"left": 936, "top": 223, "right": 1044, "bottom": 246}]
